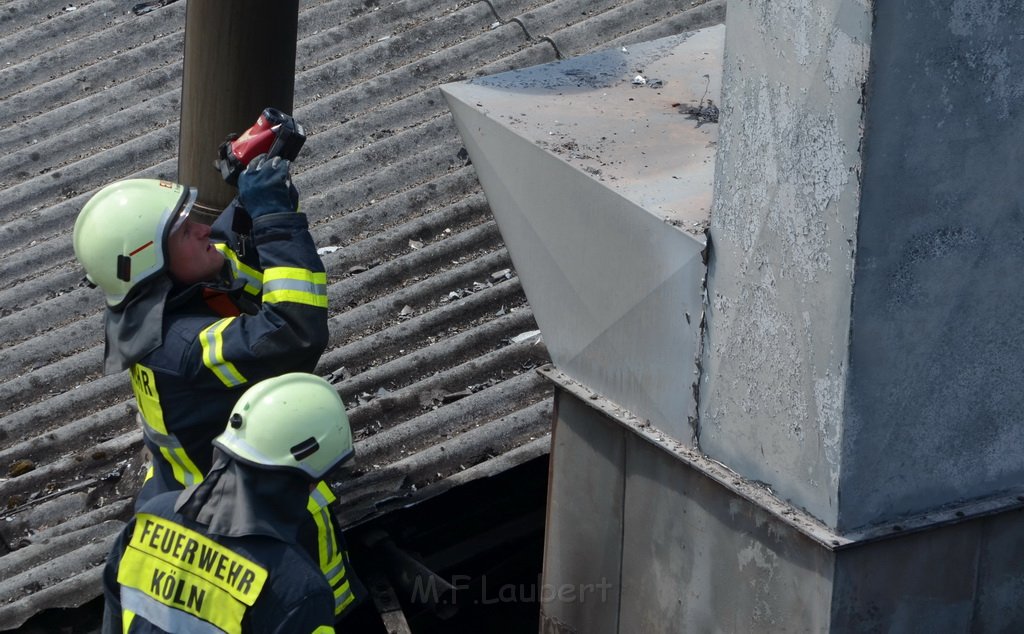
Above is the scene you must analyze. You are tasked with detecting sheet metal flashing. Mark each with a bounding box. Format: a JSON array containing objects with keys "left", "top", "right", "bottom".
[
  {"left": 441, "top": 28, "right": 722, "bottom": 444},
  {"left": 538, "top": 365, "right": 1024, "bottom": 552},
  {"left": 443, "top": 27, "right": 721, "bottom": 234}
]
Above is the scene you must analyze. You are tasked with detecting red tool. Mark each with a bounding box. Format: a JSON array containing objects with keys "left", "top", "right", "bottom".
[{"left": 216, "top": 108, "right": 306, "bottom": 186}]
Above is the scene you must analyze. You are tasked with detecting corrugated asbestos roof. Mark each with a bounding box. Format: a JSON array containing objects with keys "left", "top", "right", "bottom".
[{"left": 0, "top": 0, "right": 725, "bottom": 628}]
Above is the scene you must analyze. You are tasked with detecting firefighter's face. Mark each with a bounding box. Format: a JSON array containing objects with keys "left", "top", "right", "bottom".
[{"left": 167, "top": 218, "right": 225, "bottom": 285}]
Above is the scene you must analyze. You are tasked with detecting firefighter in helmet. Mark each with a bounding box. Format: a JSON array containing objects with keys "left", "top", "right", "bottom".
[
  {"left": 74, "top": 155, "right": 363, "bottom": 618},
  {"left": 101, "top": 373, "right": 354, "bottom": 633}
]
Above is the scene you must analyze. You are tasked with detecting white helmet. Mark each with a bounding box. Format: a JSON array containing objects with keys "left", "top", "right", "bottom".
[
  {"left": 214, "top": 373, "right": 355, "bottom": 481},
  {"left": 73, "top": 179, "right": 196, "bottom": 308}
]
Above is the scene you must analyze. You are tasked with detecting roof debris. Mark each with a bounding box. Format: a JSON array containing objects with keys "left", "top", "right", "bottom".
[
  {"left": 131, "top": 0, "right": 179, "bottom": 16},
  {"left": 680, "top": 73, "right": 720, "bottom": 125},
  {"left": 441, "top": 268, "right": 514, "bottom": 302},
  {"left": 8, "top": 460, "right": 35, "bottom": 478},
  {"left": 683, "top": 99, "right": 720, "bottom": 125},
  {"left": 510, "top": 329, "right": 542, "bottom": 345}
]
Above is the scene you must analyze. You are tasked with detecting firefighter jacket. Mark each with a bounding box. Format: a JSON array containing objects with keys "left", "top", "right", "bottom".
[
  {"left": 101, "top": 457, "right": 336, "bottom": 634},
  {"left": 104, "top": 201, "right": 363, "bottom": 616},
  {"left": 121, "top": 202, "right": 329, "bottom": 500}
]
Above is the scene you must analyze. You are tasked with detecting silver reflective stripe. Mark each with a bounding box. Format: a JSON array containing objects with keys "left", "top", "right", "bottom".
[
  {"left": 263, "top": 277, "right": 326, "bottom": 296},
  {"left": 141, "top": 423, "right": 200, "bottom": 487},
  {"left": 335, "top": 586, "right": 354, "bottom": 611},
  {"left": 308, "top": 486, "right": 330, "bottom": 508},
  {"left": 308, "top": 489, "right": 336, "bottom": 562},
  {"left": 234, "top": 268, "right": 263, "bottom": 293},
  {"left": 323, "top": 560, "right": 344, "bottom": 583},
  {"left": 319, "top": 507, "right": 337, "bottom": 563},
  {"left": 220, "top": 435, "right": 276, "bottom": 468},
  {"left": 121, "top": 586, "right": 225, "bottom": 634}
]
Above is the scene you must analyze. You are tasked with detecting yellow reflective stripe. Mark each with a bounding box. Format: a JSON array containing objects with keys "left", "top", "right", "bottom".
[
  {"left": 338, "top": 594, "right": 355, "bottom": 614},
  {"left": 307, "top": 483, "right": 337, "bottom": 563},
  {"left": 333, "top": 575, "right": 355, "bottom": 614},
  {"left": 128, "top": 514, "right": 267, "bottom": 603},
  {"left": 214, "top": 243, "right": 263, "bottom": 296},
  {"left": 130, "top": 364, "right": 167, "bottom": 434},
  {"left": 141, "top": 422, "right": 203, "bottom": 489},
  {"left": 312, "top": 481, "right": 337, "bottom": 505},
  {"left": 120, "top": 585, "right": 230, "bottom": 634},
  {"left": 307, "top": 483, "right": 353, "bottom": 614},
  {"left": 322, "top": 555, "right": 353, "bottom": 614},
  {"left": 132, "top": 364, "right": 203, "bottom": 488},
  {"left": 117, "top": 514, "right": 269, "bottom": 633},
  {"left": 158, "top": 446, "right": 203, "bottom": 489},
  {"left": 263, "top": 267, "right": 328, "bottom": 308},
  {"left": 312, "top": 627, "right": 335, "bottom": 634},
  {"left": 122, "top": 609, "right": 135, "bottom": 634},
  {"left": 199, "top": 318, "right": 247, "bottom": 387},
  {"left": 324, "top": 558, "right": 346, "bottom": 584},
  {"left": 306, "top": 495, "right": 335, "bottom": 568}
]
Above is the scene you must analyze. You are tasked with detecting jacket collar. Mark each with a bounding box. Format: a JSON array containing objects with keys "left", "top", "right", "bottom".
[{"left": 174, "top": 453, "right": 310, "bottom": 544}]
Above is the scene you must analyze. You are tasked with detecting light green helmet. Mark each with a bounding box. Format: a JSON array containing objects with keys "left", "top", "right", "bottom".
[
  {"left": 214, "top": 373, "right": 355, "bottom": 481},
  {"left": 72, "top": 179, "right": 197, "bottom": 308}
]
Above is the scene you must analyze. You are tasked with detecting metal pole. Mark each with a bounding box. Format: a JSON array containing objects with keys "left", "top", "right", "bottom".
[{"left": 178, "top": 0, "right": 299, "bottom": 221}]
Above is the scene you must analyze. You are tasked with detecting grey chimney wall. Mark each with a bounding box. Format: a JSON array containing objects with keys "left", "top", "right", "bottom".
[{"left": 700, "top": 0, "right": 1024, "bottom": 532}]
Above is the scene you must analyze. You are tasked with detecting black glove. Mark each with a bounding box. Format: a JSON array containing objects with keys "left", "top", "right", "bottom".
[
  {"left": 214, "top": 133, "right": 243, "bottom": 187},
  {"left": 237, "top": 154, "right": 300, "bottom": 218}
]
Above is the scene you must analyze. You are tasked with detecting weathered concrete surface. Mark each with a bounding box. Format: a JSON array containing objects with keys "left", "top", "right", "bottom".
[
  {"left": 841, "top": 0, "right": 1024, "bottom": 530},
  {"left": 703, "top": 0, "right": 1024, "bottom": 532}
]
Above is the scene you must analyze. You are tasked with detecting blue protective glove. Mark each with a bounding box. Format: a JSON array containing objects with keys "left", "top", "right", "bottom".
[{"left": 237, "top": 154, "right": 300, "bottom": 219}]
